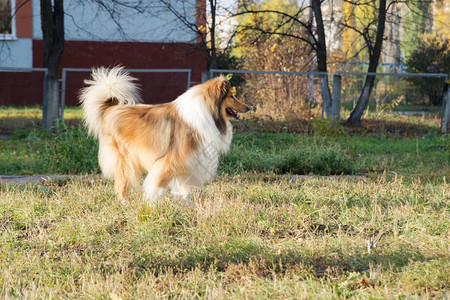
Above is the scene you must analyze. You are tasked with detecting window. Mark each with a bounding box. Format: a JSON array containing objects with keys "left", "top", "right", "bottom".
[{"left": 0, "top": 0, "right": 15, "bottom": 39}]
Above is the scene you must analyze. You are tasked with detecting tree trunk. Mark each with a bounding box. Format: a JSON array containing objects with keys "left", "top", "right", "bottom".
[
  {"left": 41, "top": 0, "right": 65, "bottom": 131},
  {"left": 307, "top": 0, "right": 315, "bottom": 105},
  {"left": 348, "top": 76, "right": 376, "bottom": 122},
  {"left": 442, "top": 84, "right": 450, "bottom": 134},
  {"left": 347, "top": 0, "right": 387, "bottom": 124},
  {"left": 208, "top": 0, "right": 217, "bottom": 70},
  {"left": 311, "top": 0, "right": 332, "bottom": 118}
]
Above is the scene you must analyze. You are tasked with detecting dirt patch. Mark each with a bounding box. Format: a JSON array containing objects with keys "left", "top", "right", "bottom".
[
  {"left": 1, "top": 174, "right": 369, "bottom": 186},
  {"left": 0, "top": 174, "right": 80, "bottom": 185}
]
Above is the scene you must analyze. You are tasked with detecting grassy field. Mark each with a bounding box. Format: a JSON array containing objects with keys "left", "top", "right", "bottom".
[
  {"left": 1, "top": 122, "right": 448, "bottom": 179},
  {"left": 1, "top": 173, "right": 448, "bottom": 298},
  {"left": 0, "top": 107, "right": 449, "bottom": 298}
]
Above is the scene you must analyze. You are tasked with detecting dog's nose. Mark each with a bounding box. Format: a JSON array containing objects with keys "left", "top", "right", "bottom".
[{"left": 244, "top": 105, "right": 251, "bottom": 112}]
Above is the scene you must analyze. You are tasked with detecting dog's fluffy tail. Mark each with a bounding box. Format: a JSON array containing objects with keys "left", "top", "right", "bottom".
[{"left": 79, "top": 66, "right": 142, "bottom": 137}]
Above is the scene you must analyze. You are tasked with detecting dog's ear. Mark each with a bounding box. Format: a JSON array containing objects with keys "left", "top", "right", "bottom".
[
  {"left": 218, "top": 76, "right": 231, "bottom": 99},
  {"left": 208, "top": 76, "right": 230, "bottom": 101},
  {"left": 204, "top": 76, "right": 230, "bottom": 134}
]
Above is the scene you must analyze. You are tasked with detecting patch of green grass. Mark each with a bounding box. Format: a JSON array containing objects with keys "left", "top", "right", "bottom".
[
  {"left": 220, "top": 132, "right": 449, "bottom": 179},
  {"left": 220, "top": 133, "right": 355, "bottom": 175},
  {"left": 0, "top": 106, "right": 82, "bottom": 135},
  {"left": 343, "top": 134, "right": 450, "bottom": 177},
  {"left": 36, "top": 121, "right": 99, "bottom": 174},
  {"left": 0, "top": 121, "right": 98, "bottom": 175},
  {"left": 1, "top": 125, "right": 449, "bottom": 178},
  {"left": 0, "top": 174, "right": 448, "bottom": 298}
]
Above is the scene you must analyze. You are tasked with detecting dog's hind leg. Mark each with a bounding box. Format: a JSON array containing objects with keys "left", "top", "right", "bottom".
[
  {"left": 114, "top": 158, "right": 139, "bottom": 203},
  {"left": 99, "top": 138, "right": 130, "bottom": 202},
  {"left": 115, "top": 177, "right": 129, "bottom": 202},
  {"left": 143, "top": 159, "right": 172, "bottom": 206},
  {"left": 99, "top": 138, "right": 140, "bottom": 203}
]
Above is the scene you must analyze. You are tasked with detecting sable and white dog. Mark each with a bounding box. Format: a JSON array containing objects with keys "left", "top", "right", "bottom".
[{"left": 79, "top": 67, "right": 249, "bottom": 204}]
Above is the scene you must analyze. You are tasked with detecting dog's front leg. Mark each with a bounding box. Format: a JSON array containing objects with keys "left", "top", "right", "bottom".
[
  {"left": 169, "top": 175, "right": 193, "bottom": 204},
  {"left": 143, "top": 160, "right": 171, "bottom": 206}
]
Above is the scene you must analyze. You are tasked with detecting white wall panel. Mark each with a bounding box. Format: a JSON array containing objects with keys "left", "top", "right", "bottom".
[
  {"left": 0, "top": 38, "right": 33, "bottom": 68},
  {"left": 32, "top": 0, "right": 198, "bottom": 42}
]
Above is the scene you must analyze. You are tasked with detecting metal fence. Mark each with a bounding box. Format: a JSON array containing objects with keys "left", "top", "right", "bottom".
[
  {"left": 1, "top": 67, "right": 449, "bottom": 133},
  {"left": 337, "top": 71, "right": 448, "bottom": 106},
  {"left": 210, "top": 69, "right": 330, "bottom": 120},
  {"left": 335, "top": 71, "right": 449, "bottom": 133},
  {"left": 210, "top": 69, "right": 450, "bottom": 132},
  {"left": 60, "top": 68, "right": 192, "bottom": 118},
  {"left": 0, "top": 67, "right": 192, "bottom": 110},
  {"left": 0, "top": 67, "right": 48, "bottom": 106}
]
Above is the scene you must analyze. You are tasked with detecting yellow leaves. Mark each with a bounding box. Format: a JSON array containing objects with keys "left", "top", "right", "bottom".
[
  {"left": 198, "top": 24, "right": 207, "bottom": 34},
  {"left": 341, "top": 2, "right": 357, "bottom": 58},
  {"left": 433, "top": 2, "right": 450, "bottom": 39},
  {"left": 262, "top": 44, "right": 276, "bottom": 57},
  {"left": 340, "top": 1, "right": 377, "bottom": 61},
  {"left": 270, "top": 44, "right": 277, "bottom": 53},
  {"left": 269, "top": 227, "right": 276, "bottom": 235}
]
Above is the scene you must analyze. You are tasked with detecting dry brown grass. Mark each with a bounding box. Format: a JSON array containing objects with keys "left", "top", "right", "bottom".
[{"left": 0, "top": 173, "right": 448, "bottom": 298}]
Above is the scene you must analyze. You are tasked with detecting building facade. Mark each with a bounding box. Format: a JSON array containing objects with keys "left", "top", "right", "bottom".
[{"left": 0, "top": 0, "right": 207, "bottom": 106}]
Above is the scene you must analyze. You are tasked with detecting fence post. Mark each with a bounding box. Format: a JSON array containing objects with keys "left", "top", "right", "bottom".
[
  {"left": 331, "top": 74, "right": 341, "bottom": 122},
  {"left": 41, "top": 71, "right": 49, "bottom": 131},
  {"left": 441, "top": 82, "right": 450, "bottom": 134},
  {"left": 60, "top": 69, "right": 67, "bottom": 120},
  {"left": 205, "top": 70, "right": 212, "bottom": 82}
]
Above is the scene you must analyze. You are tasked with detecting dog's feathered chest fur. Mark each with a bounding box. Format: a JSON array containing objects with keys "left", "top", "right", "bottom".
[{"left": 173, "top": 87, "right": 233, "bottom": 185}]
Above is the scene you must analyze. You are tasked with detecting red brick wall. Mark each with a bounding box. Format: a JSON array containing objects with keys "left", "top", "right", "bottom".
[
  {"left": 0, "top": 41, "right": 206, "bottom": 106},
  {"left": 15, "top": 0, "right": 32, "bottom": 38},
  {"left": 34, "top": 40, "right": 207, "bottom": 106},
  {"left": 0, "top": 72, "right": 45, "bottom": 106}
]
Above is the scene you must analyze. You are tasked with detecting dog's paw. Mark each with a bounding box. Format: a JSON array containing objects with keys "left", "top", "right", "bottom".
[{"left": 146, "top": 198, "right": 158, "bottom": 208}]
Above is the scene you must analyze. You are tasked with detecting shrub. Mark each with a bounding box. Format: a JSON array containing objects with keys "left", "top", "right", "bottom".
[{"left": 405, "top": 34, "right": 449, "bottom": 105}]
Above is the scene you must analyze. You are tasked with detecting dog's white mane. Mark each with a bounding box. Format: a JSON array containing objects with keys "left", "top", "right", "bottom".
[
  {"left": 173, "top": 86, "right": 232, "bottom": 153},
  {"left": 173, "top": 85, "right": 233, "bottom": 185}
]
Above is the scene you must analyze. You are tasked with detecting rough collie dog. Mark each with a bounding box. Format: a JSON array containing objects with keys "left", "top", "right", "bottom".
[{"left": 79, "top": 67, "right": 249, "bottom": 204}]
